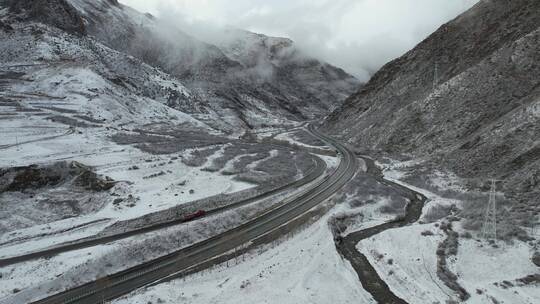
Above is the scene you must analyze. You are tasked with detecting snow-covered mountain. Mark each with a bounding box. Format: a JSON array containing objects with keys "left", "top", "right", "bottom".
[
  {"left": 0, "top": 0, "right": 203, "bottom": 130},
  {"left": 324, "top": 0, "right": 539, "bottom": 205},
  {"left": 8, "top": 0, "right": 357, "bottom": 132}
]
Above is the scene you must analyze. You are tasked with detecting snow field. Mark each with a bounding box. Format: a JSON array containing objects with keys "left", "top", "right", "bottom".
[
  {"left": 112, "top": 211, "right": 376, "bottom": 304},
  {"left": 354, "top": 159, "right": 540, "bottom": 304}
]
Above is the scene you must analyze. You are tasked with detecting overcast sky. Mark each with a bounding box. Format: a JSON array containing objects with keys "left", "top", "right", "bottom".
[{"left": 120, "top": 0, "right": 478, "bottom": 81}]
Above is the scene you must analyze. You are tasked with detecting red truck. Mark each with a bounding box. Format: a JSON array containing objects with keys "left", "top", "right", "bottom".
[{"left": 182, "top": 210, "right": 206, "bottom": 222}]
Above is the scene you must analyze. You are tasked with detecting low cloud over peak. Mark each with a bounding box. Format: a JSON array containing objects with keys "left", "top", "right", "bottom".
[{"left": 121, "top": 0, "right": 478, "bottom": 82}]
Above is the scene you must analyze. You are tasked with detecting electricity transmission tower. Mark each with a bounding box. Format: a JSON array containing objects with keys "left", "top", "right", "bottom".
[
  {"left": 433, "top": 61, "right": 439, "bottom": 90},
  {"left": 481, "top": 179, "right": 498, "bottom": 240},
  {"left": 432, "top": 61, "right": 442, "bottom": 98}
]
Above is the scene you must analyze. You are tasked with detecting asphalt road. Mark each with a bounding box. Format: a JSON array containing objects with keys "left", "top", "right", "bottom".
[
  {"left": 23, "top": 125, "right": 358, "bottom": 304},
  {"left": 0, "top": 154, "right": 326, "bottom": 267}
]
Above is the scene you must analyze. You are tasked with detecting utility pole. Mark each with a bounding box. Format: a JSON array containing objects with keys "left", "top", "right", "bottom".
[
  {"left": 432, "top": 61, "right": 442, "bottom": 99},
  {"left": 481, "top": 179, "right": 498, "bottom": 240}
]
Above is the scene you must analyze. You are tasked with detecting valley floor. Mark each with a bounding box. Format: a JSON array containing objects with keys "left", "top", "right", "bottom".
[
  {"left": 0, "top": 110, "right": 538, "bottom": 304},
  {"left": 359, "top": 160, "right": 540, "bottom": 304},
  {"left": 0, "top": 103, "right": 332, "bottom": 303},
  {"left": 108, "top": 157, "right": 539, "bottom": 304},
  {"left": 0, "top": 122, "right": 251, "bottom": 257}
]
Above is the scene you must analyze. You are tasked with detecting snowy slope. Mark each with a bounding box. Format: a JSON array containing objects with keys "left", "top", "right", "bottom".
[
  {"left": 62, "top": 0, "right": 360, "bottom": 132},
  {"left": 0, "top": 2, "right": 252, "bottom": 254}
]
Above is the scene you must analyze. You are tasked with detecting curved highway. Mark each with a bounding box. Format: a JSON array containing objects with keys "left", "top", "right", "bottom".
[
  {"left": 0, "top": 155, "right": 326, "bottom": 267},
  {"left": 23, "top": 125, "right": 359, "bottom": 304}
]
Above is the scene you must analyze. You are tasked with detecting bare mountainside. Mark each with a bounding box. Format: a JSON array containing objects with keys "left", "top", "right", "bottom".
[
  {"left": 324, "top": 0, "right": 539, "bottom": 205},
  {"left": 64, "top": 0, "right": 359, "bottom": 131}
]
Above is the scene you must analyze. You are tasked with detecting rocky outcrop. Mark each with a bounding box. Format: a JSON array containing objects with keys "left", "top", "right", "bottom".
[
  {"left": 0, "top": 161, "right": 114, "bottom": 192},
  {"left": 0, "top": 20, "right": 14, "bottom": 32},
  {"left": 3, "top": 0, "right": 86, "bottom": 35},
  {"left": 324, "top": 0, "right": 539, "bottom": 205}
]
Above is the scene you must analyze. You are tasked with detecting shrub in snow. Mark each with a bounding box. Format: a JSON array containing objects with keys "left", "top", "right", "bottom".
[
  {"left": 460, "top": 231, "right": 472, "bottom": 239},
  {"left": 516, "top": 274, "right": 540, "bottom": 286},
  {"left": 421, "top": 230, "right": 434, "bottom": 236},
  {"left": 436, "top": 221, "right": 470, "bottom": 301},
  {"left": 424, "top": 204, "right": 456, "bottom": 223},
  {"left": 182, "top": 146, "right": 221, "bottom": 167},
  {"left": 532, "top": 252, "right": 540, "bottom": 267}
]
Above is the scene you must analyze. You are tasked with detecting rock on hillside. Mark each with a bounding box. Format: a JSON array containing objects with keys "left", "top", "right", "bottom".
[
  {"left": 1, "top": 0, "right": 86, "bottom": 34},
  {"left": 324, "top": 0, "right": 539, "bottom": 205}
]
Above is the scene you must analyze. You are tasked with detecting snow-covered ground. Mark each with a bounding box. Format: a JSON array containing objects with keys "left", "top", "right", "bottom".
[
  {"left": 0, "top": 153, "right": 333, "bottom": 303},
  {"left": 0, "top": 9, "right": 366, "bottom": 304},
  {"left": 0, "top": 22, "right": 267, "bottom": 294},
  {"left": 358, "top": 220, "right": 540, "bottom": 304},
  {"left": 355, "top": 159, "right": 540, "bottom": 304},
  {"left": 358, "top": 223, "right": 455, "bottom": 302},
  {"left": 0, "top": 64, "right": 329, "bottom": 302},
  {"left": 105, "top": 157, "right": 413, "bottom": 304},
  {"left": 112, "top": 210, "right": 375, "bottom": 304},
  {"left": 0, "top": 57, "right": 265, "bottom": 256},
  {"left": 381, "top": 162, "right": 463, "bottom": 222},
  {"left": 317, "top": 155, "right": 339, "bottom": 171},
  {"left": 0, "top": 120, "right": 252, "bottom": 254},
  {"left": 454, "top": 233, "right": 540, "bottom": 304},
  {"left": 0, "top": 24, "right": 324, "bottom": 250},
  {"left": 274, "top": 130, "right": 328, "bottom": 150}
]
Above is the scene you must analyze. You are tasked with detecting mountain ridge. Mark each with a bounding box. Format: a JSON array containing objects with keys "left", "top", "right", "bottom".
[
  {"left": 65, "top": 0, "right": 360, "bottom": 131},
  {"left": 1, "top": 0, "right": 87, "bottom": 34},
  {"left": 323, "top": 0, "right": 539, "bottom": 205},
  {"left": 1, "top": 0, "right": 359, "bottom": 133}
]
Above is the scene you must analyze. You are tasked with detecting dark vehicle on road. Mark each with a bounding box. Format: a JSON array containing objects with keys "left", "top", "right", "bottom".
[{"left": 183, "top": 210, "right": 206, "bottom": 222}]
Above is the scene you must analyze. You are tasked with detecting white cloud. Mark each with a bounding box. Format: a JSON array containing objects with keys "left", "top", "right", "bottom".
[{"left": 120, "top": 0, "right": 478, "bottom": 81}]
